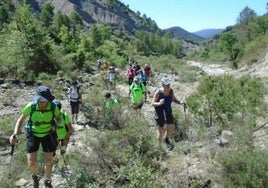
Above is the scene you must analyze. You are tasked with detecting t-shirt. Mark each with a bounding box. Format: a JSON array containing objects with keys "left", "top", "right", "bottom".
[
  {"left": 104, "top": 99, "right": 120, "bottom": 119},
  {"left": 23, "top": 102, "right": 61, "bottom": 137},
  {"left": 56, "top": 111, "right": 71, "bottom": 140},
  {"left": 129, "top": 83, "right": 146, "bottom": 104},
  {"left": 144, "top": 67, "right": 151, "bottom": 76},
  {"left": 69, "top": 87, "right": 80, "bottom": 102}
]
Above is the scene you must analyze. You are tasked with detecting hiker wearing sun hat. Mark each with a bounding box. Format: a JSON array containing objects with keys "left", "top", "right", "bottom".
[
  {"left": 9, "top": 85, "right": 61, "bottom": 188},
  {"left": 151, "top": 76, "right": 185, "bottom": 150}
]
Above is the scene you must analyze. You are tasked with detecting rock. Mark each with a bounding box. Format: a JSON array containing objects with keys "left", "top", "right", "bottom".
[{"left": 15, "top": 178, "right": 30, "bottom": 187}]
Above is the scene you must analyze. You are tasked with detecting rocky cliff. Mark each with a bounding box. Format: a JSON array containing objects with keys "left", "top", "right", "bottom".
[{"left": 13, "top": 0, "right": 158, "bottom": 35}]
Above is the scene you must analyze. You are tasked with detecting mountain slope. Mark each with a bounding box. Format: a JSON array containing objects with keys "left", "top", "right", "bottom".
[
  {"left": 164, "top": 26, "right": 205, "bottom": 43},
  {"left": 14, "top": 0, "right": 160, "bottom": 36},
  {"left": 193, "top": 28, "right": 224, "bottom": 39}
]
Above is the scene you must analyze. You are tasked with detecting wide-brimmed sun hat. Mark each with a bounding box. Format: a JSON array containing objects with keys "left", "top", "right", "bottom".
[{"left": 32, "top": 85, "right": 55, "bottom": 102}]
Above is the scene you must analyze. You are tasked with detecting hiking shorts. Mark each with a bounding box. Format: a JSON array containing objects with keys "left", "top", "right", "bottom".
[
  {"left": 154, "top": 111, "right": 174, "bottom": 127},
  {"left": 70, "top": 101, "right": 80, "bottom": 114},
  {"left": 26, "top": 132, "right": 57, "bottom": 153},
  {"left": 132, "top": 103, "right": 143, "bottom": 110}
]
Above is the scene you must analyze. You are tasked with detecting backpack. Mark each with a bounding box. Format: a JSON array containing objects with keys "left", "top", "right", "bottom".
[
  {"left": 61, "top": 111, "right": 69, "bottom": 131},
  {"left": 127, "top": 69, "right": 134, "bottom": 78},
  {"left": 130, "top": 83, "right": 145, "bottom": 94},
  {"left": 70, "top": 86, "right": 81, "bottom": 100},
  {"left": 25, "top": 101, "right": 57, "bottom": 133}
]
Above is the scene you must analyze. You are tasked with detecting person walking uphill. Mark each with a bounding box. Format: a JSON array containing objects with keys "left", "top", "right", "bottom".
[
  {"left": 54, "top": 101, "right": 73, "bottom": 155},
  {"left": 68, "top": 80, "right": 82, "bottom": 123},
  {"left": 129, "top": 77, "right": 146, "bottom": 116},
  {"left": 151, "top": 77, "right": 185, "bottom": 151},
  {"left": 9, "top": 85, "right": 61, "bottom": 188}
]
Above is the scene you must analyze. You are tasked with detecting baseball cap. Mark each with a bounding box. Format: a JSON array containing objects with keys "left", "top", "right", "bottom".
[
  {"left": 161, "top": 77, "right": 171, "bottom": 85},
  {"left": 134, "top": 77, "right": 139, "bottom": 81}
]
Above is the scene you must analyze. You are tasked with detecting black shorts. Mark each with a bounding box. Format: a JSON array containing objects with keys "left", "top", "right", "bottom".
[
  {"left": 70, "top": 101, "right": 80, "bottom": 114},
  {"left": 133, "top": 103, "right": 143, "bottom": 110},
  {"left": 154, "top": 111, "right": 174, "bottom": 127},
  {"left": 26, "top": 132, "right": 57, "bottom": 153}
]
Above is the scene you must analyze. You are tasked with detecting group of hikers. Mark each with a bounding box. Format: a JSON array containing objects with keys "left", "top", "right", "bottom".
[{"left": 9, "top": 58, "right": 186, "bottom": 187}]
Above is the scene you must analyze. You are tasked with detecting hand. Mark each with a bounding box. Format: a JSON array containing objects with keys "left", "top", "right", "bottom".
[
  {"left": 10, "top": 134, "right": 17, "bottom": 145},
  {"left": 63, "top": 138, "right": 69, "bottom": 145},
  {"left": 159, "top": 99, "right": 165, "bottom": 105}
]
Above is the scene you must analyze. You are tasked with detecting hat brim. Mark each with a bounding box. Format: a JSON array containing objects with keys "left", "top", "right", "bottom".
[
  {"left": 32, "top": 94, "right": 48, "bottom": 102},
  {"left": 163, "top": 81, "right": 171, "bottom": 85}
]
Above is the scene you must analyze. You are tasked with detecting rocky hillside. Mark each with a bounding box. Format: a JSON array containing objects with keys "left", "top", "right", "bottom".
[
  {"left": 0, "top": 55, "right": 267, "bottom": 187},
  {"left": 13, "top": 0, "right": 159, "bottom": 35}
]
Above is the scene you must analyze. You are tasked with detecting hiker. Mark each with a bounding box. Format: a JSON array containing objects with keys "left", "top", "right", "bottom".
[
  {"left": 126, "top": 64, "right": 135, "bottom": 85},
  {"left": 137, "top": 69, "right": 147, "bottom": 87},
  {"left": 54, "top": 101, "right": 72, "bottom": 154},
  {"left": 151, "top": 76, "right": 185, "bottom": 150},
  {"left": 68, "top": 80, "right": 82, "bottom": 123},
  {"left": 144, "top": 64, "right": 152, "bottom": 83},
  {"left": 103, "top": 92, "right": 120, "bottom": 121},
  {"left": 52, "top": 101, "right": 72, "bottom": 172},
  {"left": 103, "top": 60, "right": 108, "bottom": 71},
  {"left": 108, "top": 66, "right": 117, "bottom": 92},
  {"left": 129, "top": 76, "right": 146, "bottom": 116},
  {"left": 96, "top": 59, "right": 101, "bottom": 71},
  {"left": 9, "top": 85, "right": 61, "bottom": 188},
  {"left": 133, "top": 61, "right": 141, "bottom": 76}
]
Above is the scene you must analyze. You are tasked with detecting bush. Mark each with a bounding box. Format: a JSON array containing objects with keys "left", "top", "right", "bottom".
[{"left": 218, "top": 149, "right": 268, "bottom": 187}]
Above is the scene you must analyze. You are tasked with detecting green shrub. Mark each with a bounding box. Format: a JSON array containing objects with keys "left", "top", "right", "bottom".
[{"left": 218, "top": 149, "right": 268, "bottom": 187}]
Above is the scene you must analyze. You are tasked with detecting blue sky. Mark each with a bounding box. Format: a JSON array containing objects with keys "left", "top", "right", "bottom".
[{"left": 119, "top": 0, "right": 267, "bottom": 32}]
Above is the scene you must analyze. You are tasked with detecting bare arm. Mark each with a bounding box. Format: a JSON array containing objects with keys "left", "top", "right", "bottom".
[
  {"left": 10, "top": 114, "right": 27, "bottom": 144},
  {"left": 151, "top": 90, "right": 164, "bottom": 107},
  {"left": 66, "top": 123, "right": 73, "bottom": 140}
]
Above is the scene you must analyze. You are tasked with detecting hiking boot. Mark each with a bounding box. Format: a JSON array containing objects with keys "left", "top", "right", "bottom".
[
  {"left": 164, "top": 137, "right": 174, "bottom": 151},
  {"left": 44, "top": 179, "right": 53, "bottom": 188},
  {"left": 166, "top": 143, "right": 174, "bottom": 151},
  {"left": 32, "top": 174, "right": 41, "bottom": 188}
]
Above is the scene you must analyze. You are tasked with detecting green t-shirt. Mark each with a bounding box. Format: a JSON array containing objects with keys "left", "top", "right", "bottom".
[
  {"left": 23, "top": 102, "right": 61, "bottom": 137},
  {"left": 104, "top": 99, "right": 120, "bottom": 120},
  {"left": 129, "top": 83, "right": 146, "bottom": 104},
  {"left": 56, "top": 111, "right": 71, "bottom": 139}
]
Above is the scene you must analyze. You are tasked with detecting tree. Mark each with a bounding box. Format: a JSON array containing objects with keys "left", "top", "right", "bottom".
[
  {"left": 187, "top": 75, "right": 265, "bottom": 127},
  {"left": 39, "top": 2, "right": 54, "bottom": 28},
  {"left": 10, "top": 2, "right": 58, "bottom": 77},
  {"left": 220, "top": 32, "right": 240, "bottom": 67},
  {"left": 236, "top": 6, "right": 257, "bottom": 25}
]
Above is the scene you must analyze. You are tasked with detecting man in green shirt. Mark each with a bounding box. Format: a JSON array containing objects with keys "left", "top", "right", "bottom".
[
  {"left": 54, "top": 101, "right": 73, "bottom": 154},
  {"left": 129, "top": 77, "right": 146, "bottom": 116},
  {"left": 10, "top": 86, "right": 61, "bottom": 188}
]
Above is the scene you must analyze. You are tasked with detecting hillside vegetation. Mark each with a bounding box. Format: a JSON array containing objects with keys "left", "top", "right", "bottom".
[{"left": 0, "top": 1, "right": 268, "bottom": 188}]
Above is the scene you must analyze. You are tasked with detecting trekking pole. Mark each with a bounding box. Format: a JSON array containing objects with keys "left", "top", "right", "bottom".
[
  {"left": 182, "top": 103, "right": 189, "bottom": 123},
  {"left": 58, "top": 144, "right": 72, "bottom": 186},
  {"left": 8, "top": 135, "right": 17, "bottom": 178}
]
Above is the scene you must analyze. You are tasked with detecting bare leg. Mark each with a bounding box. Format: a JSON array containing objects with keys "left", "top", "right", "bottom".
[
  {"left": 157, "top": 126, "right": 165, "bottom": 144},
  {"left": 44, "top": 152, "right": 54, "bottom": 179},
  {"left": 27, "top": 151, "right": 38, "bottom": 174},
  {"left": 165, "top": 124, "right": 175, "bottom": 138}
]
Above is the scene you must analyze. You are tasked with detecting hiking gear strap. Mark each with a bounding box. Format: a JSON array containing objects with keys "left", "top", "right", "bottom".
[{"left": 27, "top": 101, "right": 57, "bottom": 132}]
